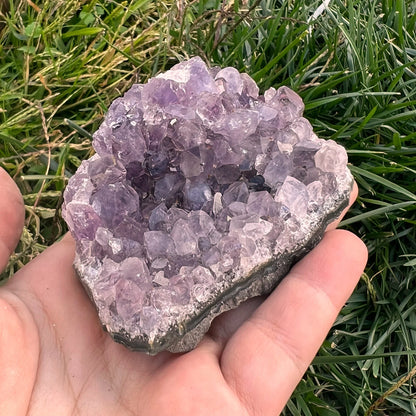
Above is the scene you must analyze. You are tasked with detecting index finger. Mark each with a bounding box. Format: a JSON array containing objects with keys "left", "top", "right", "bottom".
[
  {"left": 220, "top": 229, "right": 367, "bottom": 415},
  {"left": 0, "top": 168, "right": 25, "bottom": 271}
]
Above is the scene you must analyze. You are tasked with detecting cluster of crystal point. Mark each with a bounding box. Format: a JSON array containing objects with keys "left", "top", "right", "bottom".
[{"left": 62, "top": 57, "right": 353, "bottom": 354}]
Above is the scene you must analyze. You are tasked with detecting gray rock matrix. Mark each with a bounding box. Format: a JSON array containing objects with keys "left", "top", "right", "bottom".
[{"left": 62, "top": 57, "right": 353, "bottom": 354}]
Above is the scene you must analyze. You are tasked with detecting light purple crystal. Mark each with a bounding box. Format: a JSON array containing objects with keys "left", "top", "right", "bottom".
[{"left": 62, "top": 57, "right": 353, "bottom": 354}]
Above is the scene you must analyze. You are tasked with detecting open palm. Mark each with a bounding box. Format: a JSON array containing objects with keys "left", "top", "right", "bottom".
[{"left": 0, "top": 168, "right": 367, "bottom": 416}]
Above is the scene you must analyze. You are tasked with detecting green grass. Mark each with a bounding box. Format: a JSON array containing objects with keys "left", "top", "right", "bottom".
[{"left": 1, "top": 0, "right": 415, "bottom": 414}]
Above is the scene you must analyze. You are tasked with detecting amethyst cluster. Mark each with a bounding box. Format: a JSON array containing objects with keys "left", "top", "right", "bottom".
[{"left": 62, "top": 57, "right": 353, "bottom": 354}]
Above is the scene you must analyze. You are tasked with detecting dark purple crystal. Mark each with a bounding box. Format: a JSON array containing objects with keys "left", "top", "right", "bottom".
[{"left": 62, "top": 57, "right": 353, "bottom": 354}]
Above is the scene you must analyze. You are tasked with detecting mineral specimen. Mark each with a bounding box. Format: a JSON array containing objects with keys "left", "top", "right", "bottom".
[{"left": 62, "top": 57, "right": 353, "bottom": 354}]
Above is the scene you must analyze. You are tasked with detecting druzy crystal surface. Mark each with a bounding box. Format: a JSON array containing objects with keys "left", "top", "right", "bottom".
[{"left": 62, "top": 57, "right": 353, "bottom": 354}]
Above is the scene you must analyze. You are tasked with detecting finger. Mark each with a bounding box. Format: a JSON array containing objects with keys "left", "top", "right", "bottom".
[
  {"left": 220, "top": 229, "right": 367, "bottom": 416},
  {"left": 0, "top": 168, "right": 25, "bottom": 271}
]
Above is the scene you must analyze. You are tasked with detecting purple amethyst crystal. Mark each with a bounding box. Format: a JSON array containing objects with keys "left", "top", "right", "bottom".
[{"left": 62, "top": 57, "right": 353, "bottom": 354}]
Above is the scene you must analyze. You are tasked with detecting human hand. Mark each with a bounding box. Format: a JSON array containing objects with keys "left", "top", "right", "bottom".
[{"left": 0, "top": 167, "right": 367, "bottom": 416}]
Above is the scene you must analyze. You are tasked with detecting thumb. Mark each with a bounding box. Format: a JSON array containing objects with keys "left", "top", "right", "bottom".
[{"left": 0, "top": 168, "right": 25, "bottom": 272}]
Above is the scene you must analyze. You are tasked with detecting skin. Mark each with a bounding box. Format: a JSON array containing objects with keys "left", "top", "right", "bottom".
[{"left": 0, "top": 167, "right": 367, "bottom": 416}]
